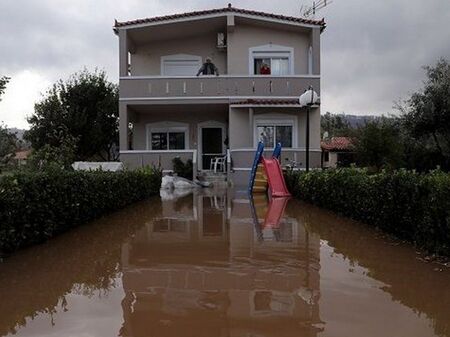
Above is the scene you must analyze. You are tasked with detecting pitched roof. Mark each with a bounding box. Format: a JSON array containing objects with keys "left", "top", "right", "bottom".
[
  {"left": 321, "top": 137, "right": 355, "bottom": 151},
  {"left": 114, "top": 4, "right": 326, "bottom": 30}
]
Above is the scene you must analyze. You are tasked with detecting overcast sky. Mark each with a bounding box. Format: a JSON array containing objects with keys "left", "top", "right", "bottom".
[{"left": 0, "top": 0, "right": 449, "bottom": 129}]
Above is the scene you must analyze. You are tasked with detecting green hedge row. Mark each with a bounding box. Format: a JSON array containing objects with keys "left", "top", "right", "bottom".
[
  {"left": 0, "top": 168, "right": 161, "bottom": 256},
  {"left": 285, "top": 168, "right": 450, "bottom": 256}
]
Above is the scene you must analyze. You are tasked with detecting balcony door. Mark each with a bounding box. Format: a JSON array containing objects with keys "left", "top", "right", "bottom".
[
  {"left": 198, "top": 121, "right": 226, "bottom": 171},
  {"left": 161, "top": 54, "right": 202, "bottom": 76}
]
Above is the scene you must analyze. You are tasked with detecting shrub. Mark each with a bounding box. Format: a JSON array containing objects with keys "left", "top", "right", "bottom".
[
  {"left": 285, "top": 168, "right": 450, "bottom": 256},
  {"left": 0, "top": 167, "right": 161, "bottom": 256},
  {"left": 172, "top": 157, "right": 193, "bottom": 179}
]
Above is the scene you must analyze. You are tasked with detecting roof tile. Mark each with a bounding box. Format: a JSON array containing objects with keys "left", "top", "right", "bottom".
[
  {"left": 114, "top": 5, "right": 325, "bottom": 29},
  {"left": 321, "top": 137, "right": 355, "bottom": 151}
]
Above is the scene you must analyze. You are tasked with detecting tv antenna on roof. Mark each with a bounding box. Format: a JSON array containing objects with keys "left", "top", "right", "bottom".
[{"left": 300, "top": 0, "right": 332, "bottom": 19}]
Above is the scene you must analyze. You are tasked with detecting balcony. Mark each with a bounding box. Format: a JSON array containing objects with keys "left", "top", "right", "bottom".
[{"left": 119, "top": 75, "right": 320, "bottom": 101}]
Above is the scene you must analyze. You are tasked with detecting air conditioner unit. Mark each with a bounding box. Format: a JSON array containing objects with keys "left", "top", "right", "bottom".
[{"left": 217, "top": 33, "right": 227, "bottom": 49}]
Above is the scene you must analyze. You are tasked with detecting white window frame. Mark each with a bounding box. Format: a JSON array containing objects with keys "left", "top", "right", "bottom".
[
  {"left": 249, "top": 44, "right": 294, "bottom": 75},
  {"left": 253, "top": 114, "right": 298, "bottom": 148},
  {"left": 146, "top": 122, "right": 189, "bottom": 150},
  {"left": 160, "top": 54, "right": 202, "bottom": 76}
]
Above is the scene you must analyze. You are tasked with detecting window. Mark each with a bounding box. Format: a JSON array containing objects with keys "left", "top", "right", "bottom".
[
  {"left": 249, "top": 44, "right": 294, "bottom": 75},
  {"left": 161, "top": 54, "right": 202, "bottom": 76},
  {"left": 254, "top": 57, "right": 290, "bottom": 75},
  {"left": 151, "top": 132, "right": 185, "bottom": 150},
  {"left": 257, "top": 125, "right": 293, "bottom": 148},
  {"left": 146, "top": 123, "right": 189, "bottom": 150},
  {"left": 254, "top": 115, "right": 297, "bottom": 148}
]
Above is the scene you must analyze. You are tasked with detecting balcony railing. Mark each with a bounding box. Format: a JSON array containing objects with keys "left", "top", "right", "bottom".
[{"left": 119, "top": 75, "right": 320, "bottom": 99}]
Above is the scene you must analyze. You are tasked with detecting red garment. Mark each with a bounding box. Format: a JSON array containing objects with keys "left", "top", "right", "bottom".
[{"left": 260, "top": 66, "right": 271, "bottom": 75}]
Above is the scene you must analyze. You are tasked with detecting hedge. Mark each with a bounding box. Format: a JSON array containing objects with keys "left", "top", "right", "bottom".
[
  {"left": 0, "top": 168, "right": 161, "bottom": 256},
  {"left": 285, "top": 168, "right": 450, "bottom": 256}
]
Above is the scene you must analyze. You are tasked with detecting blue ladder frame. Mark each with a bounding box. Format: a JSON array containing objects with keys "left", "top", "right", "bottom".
[
  {"left": 248, "top": 142, "right": 265, "bottom": 195},
  {"left": 272, "top": 142, "right": 282, "bottom": 160}
]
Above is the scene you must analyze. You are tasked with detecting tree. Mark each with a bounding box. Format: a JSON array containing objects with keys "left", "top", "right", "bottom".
[
  {"left": 321, "top": 112, "right": 353, "bottom": 138},
  {"left": 354, "top": 118, "right": 404, "bottom": 170},
  {"left": 0, "top": 76, "right": 10, "bottom": 101},
  {"left": 28, "top": 125, "right": 78, "bottom": 170},
  {"left": 399, "top": 58, "right": 450, "bottom": 170},
  {"left": 25, "top": 69, "right": 119, "bottom": 161},
  {"left": 0, "top": 124, "right": 17, "bottom": 168}
]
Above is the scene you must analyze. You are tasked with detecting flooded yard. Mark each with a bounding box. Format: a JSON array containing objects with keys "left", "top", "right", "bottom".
[{"left": 0, "top": 189, "right": 448, "bottom": 337}]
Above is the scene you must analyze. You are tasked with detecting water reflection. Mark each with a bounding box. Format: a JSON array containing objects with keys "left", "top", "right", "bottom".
[
  {"left": 120, "top": 189, "right": 322, "bottom": 337},
  {"left": 0, "top": 189, "right": 448, "bottom": 337}
]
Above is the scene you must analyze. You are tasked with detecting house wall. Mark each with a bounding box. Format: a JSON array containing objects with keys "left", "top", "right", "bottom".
[
  {"left": 227, "top": 23, "right": 311, "bottom": 75},
  {"left": 229, "top": 107, "right": 320, "bottom": 150},
  {"left": 229, "top": 106, "right": 321, "bottom": 186},
  {"left": 130, "top": 32, "right": 227, "bottom": 76},
  {"left": 229, "top": 107, "right": 252, "bottom": 149},
  {"left": 132, "top": 109, "right": 228, "bottom": 151},
  {"left": 328, "top": 152, "right": 338, "bottom": 168},
  {"left": 127, "top": 22, "right": 315, "bottom": 77}
]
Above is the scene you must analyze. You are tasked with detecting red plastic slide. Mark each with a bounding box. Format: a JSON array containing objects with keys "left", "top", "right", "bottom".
[
  {"left": 263, "top": 197, "right": 290, "bottom": 229},
  {"left": 261, "top": 158, "right": 291, "bottom": 198}
]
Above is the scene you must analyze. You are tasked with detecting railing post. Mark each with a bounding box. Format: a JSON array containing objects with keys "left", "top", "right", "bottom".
[
  {"left": 192, "top": 150, "right": 198, "bottom": 180},
  {"left": 226, "top": 149, "right": 231, "bottom": 184}
]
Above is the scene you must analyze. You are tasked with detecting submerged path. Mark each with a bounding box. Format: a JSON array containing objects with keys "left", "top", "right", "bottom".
[{"left": 0, "top": 189, "right": 448, "bottom": 337}]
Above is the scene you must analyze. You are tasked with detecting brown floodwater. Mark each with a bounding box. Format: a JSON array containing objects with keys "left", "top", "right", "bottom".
[{"left": 0, "top": 188, "right": 449, "bottom": 337}]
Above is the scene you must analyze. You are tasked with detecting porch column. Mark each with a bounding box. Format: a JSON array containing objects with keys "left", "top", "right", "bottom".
[
  {"left": 119, "top": 102, "right": 129, "bottom": 151},
  {"left": 119, "top": 29, "right": 129, "bottom": 77},
  {"left": 310, "top": 28, "right": 321, "bottom": 75},
  {"left": 226, "top": 14, "right": 235, "bottom": 74}
]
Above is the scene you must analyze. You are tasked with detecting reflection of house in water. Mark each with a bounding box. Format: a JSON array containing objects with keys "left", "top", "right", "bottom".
[{"left": 120, "top": 190, "right": 321, "bottom": 337}]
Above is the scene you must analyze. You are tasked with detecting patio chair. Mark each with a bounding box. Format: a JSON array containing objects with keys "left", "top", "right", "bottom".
[{"left": 210, "top": 155, "right": 227, "bottom": 173}]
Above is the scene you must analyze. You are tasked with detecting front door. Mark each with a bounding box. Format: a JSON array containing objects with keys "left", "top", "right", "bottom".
[{"left": 201, "top": 127, "right": 223, "bottom": 170}]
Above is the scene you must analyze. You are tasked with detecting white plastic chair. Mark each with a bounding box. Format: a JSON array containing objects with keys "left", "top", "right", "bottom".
[{"left": 210, "top": 155, "right": 227, "bottom": 173}]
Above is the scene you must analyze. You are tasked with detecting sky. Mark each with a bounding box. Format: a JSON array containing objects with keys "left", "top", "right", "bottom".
[{"left": 0, "top": 0, "right": 449, "bottom": 129}]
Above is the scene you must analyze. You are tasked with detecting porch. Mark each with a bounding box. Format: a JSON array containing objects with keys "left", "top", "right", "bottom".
[
  {"left": 119, "top": 101, "right": 322, "bottom": 185},
  {"left": 120, "top": 103, "right": 229, "bottom": 175}
]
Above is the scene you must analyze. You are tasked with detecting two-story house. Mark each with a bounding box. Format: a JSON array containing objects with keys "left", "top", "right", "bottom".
[{"left": 114, "top": 4, "right": 325, "bottom": 185}]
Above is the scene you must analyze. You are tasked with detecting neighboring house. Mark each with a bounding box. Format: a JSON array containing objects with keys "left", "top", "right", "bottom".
[
  {"left": 13, "top": 150, "right": 31, "bottom": 167},
  {"left": 114, "top": 4, "right": 325, "bottom": 185},
  {"left": 321, "top": 137, "right": 355, "bottom": 168}
]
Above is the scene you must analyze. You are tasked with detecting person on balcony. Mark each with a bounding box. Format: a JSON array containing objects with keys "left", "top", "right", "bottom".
[
  {"left": 260, "top": 63, "right": 271, "bottom": 75},
  {"left": 197, "top": 57, "right": 220, "bottom": 76}
]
